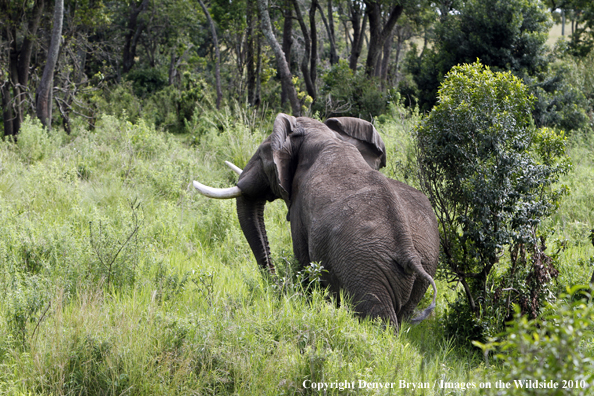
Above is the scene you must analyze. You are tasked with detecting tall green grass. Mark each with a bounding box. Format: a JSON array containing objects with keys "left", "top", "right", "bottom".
[
  {"left": 0, "top": 107, "right": 591, "bottom": 394},
  {"left": 549, "top": 130, "right": 594, "bottom": 288}
]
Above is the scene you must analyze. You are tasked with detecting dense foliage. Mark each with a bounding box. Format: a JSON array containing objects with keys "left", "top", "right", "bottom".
[
  {"left": 314, "top": 60, "right": 391, "bottom": 120},
  {"left": 403, "top": 0, "right": 591, "bottom": 134},
  {"left": 2, "top": 0, "right": 593, "bottom": 138},
  {"left": 405, "top": 0, "right": 551, "bottom": 109},
  {"left": 476, "top": 286, "right": 594, "bottom": 396},
  {"left": 417, "top": 62, "right": 571, "bottom": 342}
]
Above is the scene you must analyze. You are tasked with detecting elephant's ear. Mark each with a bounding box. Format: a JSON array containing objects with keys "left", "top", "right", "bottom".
[
  {"left": 324, "top": 117, "right": 386, "bottom": 170},
  {"left": 269, "top": 113, "right": 297, "bottom": 201}
]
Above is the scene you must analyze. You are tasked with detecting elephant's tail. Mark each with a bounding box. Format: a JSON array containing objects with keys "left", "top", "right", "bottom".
[{"left": 409, "top": 259, "right": 437, "bottom": 324}]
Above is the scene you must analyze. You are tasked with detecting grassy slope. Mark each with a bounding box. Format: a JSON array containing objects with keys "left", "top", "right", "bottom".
[
  {"left": 550, "top": 130, "right": 594, "bottom": 289},
  {"left": 0, "top": 106, "right": 591, "bottom": 395}
]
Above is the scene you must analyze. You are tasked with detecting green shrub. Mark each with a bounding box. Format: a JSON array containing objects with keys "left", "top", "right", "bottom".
[
  {"left": 404, "top": 0, "right": 551, "bottom": 112},
  {"left": 90, "top": 83, "right": 143, "bottom": 124},
  {"left": 87, "top": 200, "right": 143, "bottom": 290},
  {"left": 529, "top": 60, "right": 590, "bottom": 132},
  {"left": 15, "top": 117, "right": 61, "bottom": 163},
  {"left": 417, "top": 61, "right": 570, "bottom": 342},
  {"left": 397, "top": 71, "right": 421, "bottom": 108},
  {"left": 126, "top": 118, "right": 168, "bottom": 159},
  {"left": 314, "top": 59, "right": 388, "bottom": 120},
  {"left": 144, "top": 73, "right": 210, "bottom": 134},
  {"left": 125, "top": 67, "right": 168, "bottom": 98},
  {"left": 3, "top": 275, "right": 50, "bottom": 346},
  {"left": 475, "top": 286, "right": 594, "bottom": 396}
]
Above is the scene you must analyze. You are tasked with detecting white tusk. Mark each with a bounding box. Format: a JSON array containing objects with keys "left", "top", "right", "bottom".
[
  {"left": 193, "top": 180, "right": 242, "bottom": 199},
  {"left": 225, "top": 160, "right": 243, "bottom": 175}
]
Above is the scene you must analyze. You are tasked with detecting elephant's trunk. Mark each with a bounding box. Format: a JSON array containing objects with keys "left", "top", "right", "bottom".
[
  {"left": 409, "top": 260, "right": 438, "bottom": 324},
  {"left": 236, "top": 196, "right": 274, "bottom": 272},
  {"left": 194, "top": 162, "right": 274, "bottom": 272}
]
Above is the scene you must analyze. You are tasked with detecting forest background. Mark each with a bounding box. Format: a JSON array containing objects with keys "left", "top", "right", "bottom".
[{"left": 1, "top": 0, "right": 594, "bottom": 394}]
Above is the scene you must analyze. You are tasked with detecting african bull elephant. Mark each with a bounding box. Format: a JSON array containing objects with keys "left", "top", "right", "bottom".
[{"left": 193, "top": 114, "right": 439, "bottom": 331}]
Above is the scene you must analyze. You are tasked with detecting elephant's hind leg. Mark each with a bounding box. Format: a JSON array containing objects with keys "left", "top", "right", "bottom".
[
  {"left": 398, "top": 275, "right": 431, "bottom": 323},
  {"left": 354, "top": 290, "right": 400, "bottom": 332}
]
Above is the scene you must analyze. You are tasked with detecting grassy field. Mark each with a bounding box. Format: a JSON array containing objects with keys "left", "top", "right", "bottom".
[
  {"left": 0, "top": 105, "right": 592, "bottom": 395},
  {"left": 547, "top": 23, "right": 565, "bottom": 48}
]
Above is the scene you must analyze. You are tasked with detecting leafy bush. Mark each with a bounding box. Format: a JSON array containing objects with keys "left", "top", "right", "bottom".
[
  {"left": 126, "top": 117, "right": 168, "bottom": 159},
  {"left": 475, "top": 286, "right": 594, "bottom": 396},
  {"left": 314, "top": 59, "right": 389, "bottom": 120},
  {"left": 403, "top": 0, "right": 590, "bottom": 135},
  {"left": 397, "top": 71, "right": 421, "bottom": 109},
  {"left": 556, "top": 51, "right": 594, "bottom": 129},
  {"left": 91, "top": 73, "right": 212, "bottom": 134},
  {"left": 14, "top": 117, "right": 61, "bottom": 163},
  {"left": 3, "top": 275, "right": 50, "bottom": 346},
  {"left": 125, "top": 68, "right": 168, "bottom": 98},
  {"left": 88, "top": 200, "right": 142, "bottom": 289},
  {"left": 529, "top": 60, "right": 590, "bottom": 132},
  {"left": 144, "top": 72, "right": 210, "bottom": 134},
  {"left": 417, "top": 61, "right": 570, "bottom": 342},
  {"left": 404, "top": 0, "right": 551, "bottom": 112},
  {"left": 90, "top": 83, "right": 143, "bottom": 124}
]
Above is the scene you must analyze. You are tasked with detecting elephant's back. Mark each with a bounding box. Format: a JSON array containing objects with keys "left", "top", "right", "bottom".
[{"left": 307, "top": 176, "right": 402, "bottom": 263}]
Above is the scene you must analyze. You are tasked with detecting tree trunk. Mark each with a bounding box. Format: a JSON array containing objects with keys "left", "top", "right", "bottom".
[
  {"left": 74, "top": 31, "right": 88, "bottom": 85},
  {"left": 364, "top": 1, "right": 403, "bottom": 77},
  {"left": 246, "top": 0, "right": 257, "bottom": 105},
  {"left": 169, "top": 50, "right": 177, "bottom": 86},
  {"left": 1, "top": 84, "right": 15, "bottom": 137},
  {"left": 257, "top": 0, "right": 301, "bottom": 115},
  {"left": 1, "top": 0, "right": 45, "bottom": 136},
  {"left": 18, "top": 0, "right": 45, "bottom": 88},
  {"left": 197, "top": 0, "right": 223, "bottom": 109},
  {"left": 315, "top": 2, "right": 338, "bottom": 65},
  {"left": 349, "top": 3, "right": 367, "bottom": 71},
  {"left": 255, "top": 29, "right": 262, "bottom": 106},
  {"left": 122, "top": 0, "right": 149, "bottom": 74},
  {"left": 327, "top": 0, "right": 337, "bottom": 64},
  {"left": 340, "top": 2, "right": 352, "bottom": 51},
  {"left": 7, "top": 30, "right": 22, "bottom": 136},
  {"left": 420, "top": 25, "right": 428, "bottom": 57},
  {"left": 309, "top": 0, "right": 318, "bottom": 91},
  {"left": 281, "top": 1, "right": 294, "bottom": 107},
  {"left": 393, "top": 25, "right": 405, "bottom": 86},
  {"left": 380, "top": 30, "right": 393, "bottom": 82},
  {"left": 292, "top": 0, "right": 315, "bottom": 101},
  {"left": 36, "top": 0, "right": 64, "bottom": 129},
  {"left": 168, "top": 44, "right": 193, "bottom": 87}
]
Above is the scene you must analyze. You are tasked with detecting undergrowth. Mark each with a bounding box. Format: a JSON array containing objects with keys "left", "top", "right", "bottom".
[{"left": 0, "top": 106, "right": 591, "bottom": 395}]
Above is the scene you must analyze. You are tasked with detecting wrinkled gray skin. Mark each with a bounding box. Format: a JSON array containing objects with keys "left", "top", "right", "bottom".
[{"left": 197, "top": 114, "right": 439, "bottom": 331}]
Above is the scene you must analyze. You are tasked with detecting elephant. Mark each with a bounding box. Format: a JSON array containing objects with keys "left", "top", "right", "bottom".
[{"left": 193, "top": 113, "right": 439, "bottom": 331}]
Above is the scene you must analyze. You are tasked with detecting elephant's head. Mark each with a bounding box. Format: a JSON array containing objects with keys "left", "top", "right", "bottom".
[{"left": 193, "top": 113, "right": 386, "bottom": 272}]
